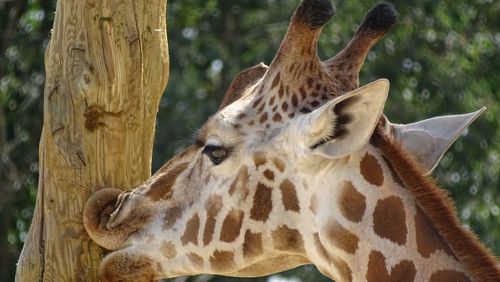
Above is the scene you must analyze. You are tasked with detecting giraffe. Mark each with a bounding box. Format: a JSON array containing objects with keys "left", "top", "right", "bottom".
[{"left": 83, "top": 1, "right": 500, "bottom": 281}]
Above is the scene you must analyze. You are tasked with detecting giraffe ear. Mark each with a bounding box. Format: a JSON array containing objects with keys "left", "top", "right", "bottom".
[
  {"left": 389, "top": 107, "right": 486, "bottom": 174},
  {"left": 293, "top": 79, "right": 389, "bottom": 158},
  {"left": 218, "top": 63, "right": 268, "bottom": 110}
]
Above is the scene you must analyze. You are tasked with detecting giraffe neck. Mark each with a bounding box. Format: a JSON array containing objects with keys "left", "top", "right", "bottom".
[
  {"left": 305, "top": 143, "right": 471, "bottom": 281},
  {"left": 370, "top": 126, "right": 500, "bottom": 281}
]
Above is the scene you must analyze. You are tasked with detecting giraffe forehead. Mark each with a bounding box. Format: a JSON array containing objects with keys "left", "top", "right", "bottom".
[
  {"left": 215, "top": 65, "right": 342, "bottom": 132},
  {"left": 204, "top": 112, "right": 245, "bottom": 144}
]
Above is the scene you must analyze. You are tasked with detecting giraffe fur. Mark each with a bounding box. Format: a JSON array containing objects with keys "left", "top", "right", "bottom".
[{"left": 83, "top": 1, "right": 499, "bottom": 281}]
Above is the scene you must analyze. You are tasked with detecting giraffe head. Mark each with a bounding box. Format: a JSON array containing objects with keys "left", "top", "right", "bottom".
[{"left": 83, "top": 1, "right": 498, "bottom": 281}]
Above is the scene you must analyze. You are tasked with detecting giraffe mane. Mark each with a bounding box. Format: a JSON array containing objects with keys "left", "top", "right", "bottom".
[{"left": 371, "top": 121, "right": 500, "bottom": 282}]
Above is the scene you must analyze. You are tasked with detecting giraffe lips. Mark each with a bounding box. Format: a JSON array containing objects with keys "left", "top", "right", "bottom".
[{"left": 83, "top": 188, "right": 126, "bottom": 250}]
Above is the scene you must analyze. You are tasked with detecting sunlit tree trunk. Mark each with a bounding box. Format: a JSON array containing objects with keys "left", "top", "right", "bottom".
[{"left": 16, "top": 0, "right": 169, "bottom": 280}]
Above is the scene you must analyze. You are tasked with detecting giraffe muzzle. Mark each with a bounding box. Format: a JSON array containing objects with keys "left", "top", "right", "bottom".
[{"left": 83, "top": 188, "right": 147, "bottom": 250}]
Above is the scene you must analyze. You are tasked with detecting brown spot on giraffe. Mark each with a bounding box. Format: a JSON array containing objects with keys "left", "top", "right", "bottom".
[
  {"left": 360, "top": 153, "right": 384, "bottom": 186},
  {"left": 281, "top": 101, "right": 289, "bottom": 112},
  {"left": 299, "top": 86, "right": 306, "bottom": 99},
  {"left": 414, "top": 205, "right": 454, "bottom": 258},
  {"left": 279, "top": 179, "right": 300, "bottom": 212},
  {"left": 313, "top": 234, "right": 353, "bottom": 282},
  {"left": 187, "top": 253, "right": 203, "bottom": 268},
  {"left": 291, "top": 93, "right": 298, "bottom": 107},
  {"left": 315, "top": 83, "right": 321, "bottom": 91},
  {"left": 205, "top": 194, "right": 223, "bottom": 217},
  {"left": 237, "top": 112, "right": 246, "bottom": 120},
  {"left": 147, "top": 162, "right": 189, "bottom": 201},
  {"left": 271, "top": 72, "right": 281, "bottom": 89},
  {"left": 257, "top": 103, "right": 265, "bottom": 113},
  {"left": 429, "top": 270, "right": 471, "bottom": 282},
  {"left": 325, "top": 219, "right": 359, "bottom": 254},
  {"left": 203, "top": 195, "right": 223, "bottom": 246},
  {"left": 272, "top": 225, "right": 304, "bottom": 253},
  {"left": 220, "top": 208, "right": 244, "bottom": 242},
  {"left": 203, "top": 217, "right": 217, "bottom": 246},
  {"left": 278, "top": 84, "right": 285, "bottom": 98},
  {"left": 160, "top": 241, "right": 176, "bottom": 259},
  {"left": 252, "top": 96, "right": 263, "bottom": 108},
  {"left": 299, "top": 107, "right": 311, "bottom": 113},
  {"left": 250, "top": 183, "right": 273, "bottom": 222},
  {"left": 210, "top": 250, "right": 236, "bottom": 272},
  {"left": 229, "top": 166, "right": 249, "bottom": 196},
  {"left": 373, "top": 196, "right": 407, "bottom": 245},
  {"left": 366, "top": 250, "right": 416, "bottom": 282},
  {"left": 272, "top": 113, "right": 282, "bottom": 122},
  {"left": 333, "top": 257, "right": 353, "bottom": 282},
  {"left": 263, "top": 169, "right": 275, "bottom": 181},
  {"left": 243, "top": 230, "right": 263, "bottom": 259},
  {"left": 273, "top": 158, "right": 285, "bottom": 172},
  {"left": 163, "top": 206, "right": 183, "bottom": 229},
  {"left": 269, "top": 96, "right": 276, "bottom": 106},
  {"left": 337, "top": 180, "right": 366, "bottom": 222},
  {"left": 253, "top": 152, "right": 267, "bottom": 168},
  {"left": 181, "top": 213, "right": 200, "bottom": 246},
  {"left": 300, "top": 90, "right": 307, "bottom": 99}
]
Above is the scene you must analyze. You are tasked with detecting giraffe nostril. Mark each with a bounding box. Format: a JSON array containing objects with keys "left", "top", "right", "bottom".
[
  {"left": 113, "top": 191, "right": 131, "bottom": 210},
  {"left": 107, "top": 191, "right": 132, "bottom": 229}
]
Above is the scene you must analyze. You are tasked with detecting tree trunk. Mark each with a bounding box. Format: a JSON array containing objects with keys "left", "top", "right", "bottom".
[{"left": 16, "top": 0, "right": 169, "bottom": 280}]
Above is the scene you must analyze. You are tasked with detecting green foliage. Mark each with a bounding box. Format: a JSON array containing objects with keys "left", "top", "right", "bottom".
[
  {"left": 0, "top": 0, "right": 54, "bottom": 279},
  {"left": 0, "top": 0, "right": 498, "bottom": 281}
]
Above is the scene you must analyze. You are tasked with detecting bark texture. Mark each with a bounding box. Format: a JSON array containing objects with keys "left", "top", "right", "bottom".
[{"left": 16, "top": 0, "right": 169, "bottom": 280}]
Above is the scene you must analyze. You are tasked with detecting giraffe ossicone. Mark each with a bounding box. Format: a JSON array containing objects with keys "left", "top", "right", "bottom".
[{"left": 83, "top": 0, "right": 499, "bottom": 281}]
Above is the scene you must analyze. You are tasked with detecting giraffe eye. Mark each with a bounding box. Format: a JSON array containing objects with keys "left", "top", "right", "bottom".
[{"left": 202, "top": 145, "right": 229, "bottom": 165}]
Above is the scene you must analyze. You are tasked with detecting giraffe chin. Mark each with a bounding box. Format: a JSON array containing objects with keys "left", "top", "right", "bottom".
[{"left": 83, "top": 188, "right": 140, "bottom": 251}]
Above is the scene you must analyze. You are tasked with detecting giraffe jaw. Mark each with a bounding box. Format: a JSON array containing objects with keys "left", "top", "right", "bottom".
[{"left": 83, "top": 188, "right": 139, "bottom": 250}]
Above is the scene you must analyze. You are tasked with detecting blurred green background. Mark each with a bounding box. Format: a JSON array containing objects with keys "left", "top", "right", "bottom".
[{"left": 0, "top": 0, "right": 498, "bottom": 281}]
